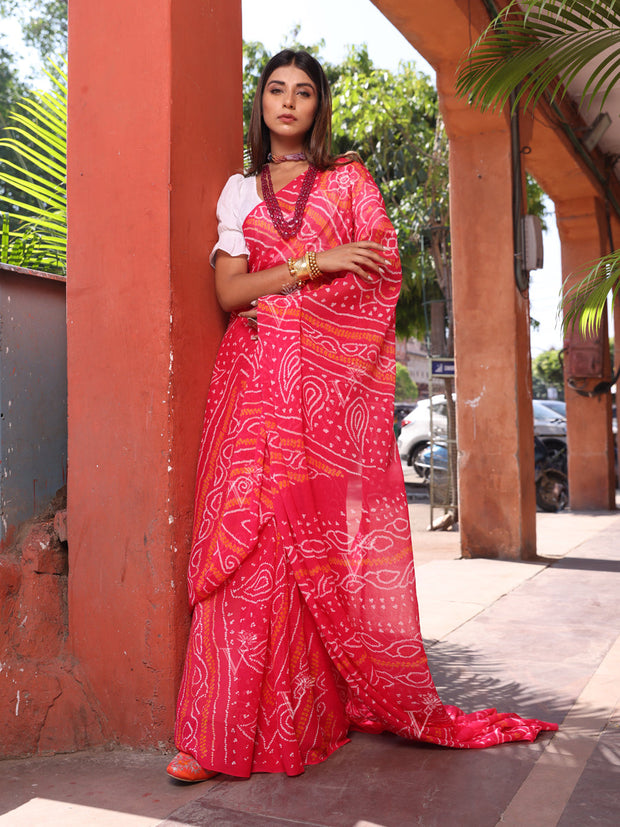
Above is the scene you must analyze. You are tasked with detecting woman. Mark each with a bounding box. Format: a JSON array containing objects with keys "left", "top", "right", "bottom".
[{"left": 167, "top": 50, "right": 556, "bottom": 782}]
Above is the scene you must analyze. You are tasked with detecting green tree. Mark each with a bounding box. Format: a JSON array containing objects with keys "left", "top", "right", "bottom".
[
  {"left": 456, "top": 0, "right": 620, "bottom": 336},
  {"left": 243, "top": 40, "right": 272, "bottom": 141},
  {"left": 532, "top": 348, "right": 565, "bottom": 399},
  {"left": 0, "top": 42, "right": 26, "bottom": 121},
  {"left": 0, "top": 41, "right": 30, "bottom": 202},
  {"left": 0, "top": 1, "right": 67, "bottom": 59},
  {"left": 330, "top": 46, "right": 448, "bottom": 341},
  {"left": 395, "top": 362, "right": 418, "bottom": 402}
]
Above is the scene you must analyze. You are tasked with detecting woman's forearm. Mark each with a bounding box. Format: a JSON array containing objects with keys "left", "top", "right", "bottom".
[
  {"left": 215, "top": 258, "right": 295, "bottom": 312},
  {"left": 215, "top": 241, "right": 388, "bottom": 312}
]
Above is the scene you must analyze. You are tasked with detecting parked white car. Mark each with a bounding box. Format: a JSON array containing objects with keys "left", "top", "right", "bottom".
[
  {"left": 397, "top": 396, "right": 452, "bottom": 474},
  {"left": 398, "top": 395, "right": 567, "bottom": 476}
]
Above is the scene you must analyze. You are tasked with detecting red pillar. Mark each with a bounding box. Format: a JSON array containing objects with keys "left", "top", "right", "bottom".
[
  {"left": 441, "top": 85, "right": 537, "bottom": 559},
  {"left": 67, "top": 0, "right": 242, "bottom": 746},
  {"left": 557, "top": 197, "right": 616, "bottom": 510}
]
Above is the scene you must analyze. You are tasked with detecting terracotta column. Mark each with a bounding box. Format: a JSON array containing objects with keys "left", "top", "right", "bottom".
[
  {"left": 556, "top": 197, "right": 616, "bottom": 510},
  {"left": 67, "top": 0, "right": 242, "bottom": 746},
  {"left": 440, "top": 80, "right": 537, "bottom": 559}
]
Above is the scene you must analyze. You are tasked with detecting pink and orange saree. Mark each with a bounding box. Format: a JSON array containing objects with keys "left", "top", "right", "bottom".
[{"left": 175, "top": 161, "right": 556, "bottom": 777}]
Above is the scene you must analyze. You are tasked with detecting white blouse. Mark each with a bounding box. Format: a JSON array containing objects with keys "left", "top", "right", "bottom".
[{"left": 209, "top": 173, "right": 261, "bottom": 267}]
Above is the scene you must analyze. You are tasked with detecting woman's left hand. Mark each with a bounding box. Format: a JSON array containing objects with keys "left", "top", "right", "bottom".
[
  {"left": 238, "top": 304, "right": 258, "bottom": 339},
  {"left": 238, "top": 307, "right": 258, "bottom": 322}
]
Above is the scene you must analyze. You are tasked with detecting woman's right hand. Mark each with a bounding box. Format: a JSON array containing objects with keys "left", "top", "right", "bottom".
[{"left": 316, "top": 241, "right": 388, "bottom": 282}]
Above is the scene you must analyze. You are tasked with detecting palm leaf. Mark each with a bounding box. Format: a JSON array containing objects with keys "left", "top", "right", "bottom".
[
  {"left": 456, "top": 0, "right": 620, "bottom": 113},
  {"left": 0, "top": 59, "right": 67, "bottom": 275},
  {"left": 562, "top": 251, "right": 620, "bottom": 336},
  {"left": 0, "top": 160, "right": 66, "bottom": 197},
  {"left": 0, "top": 138, "right": 66, "bottom": 181}
]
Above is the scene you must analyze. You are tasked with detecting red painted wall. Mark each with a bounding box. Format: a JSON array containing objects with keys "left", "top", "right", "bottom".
[{"left": 67, "top": 0, "right": 242, "bottom": 746}]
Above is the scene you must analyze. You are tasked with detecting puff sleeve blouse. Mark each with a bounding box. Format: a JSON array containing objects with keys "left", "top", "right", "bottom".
[{"left": 209, "top": 173, "right": 261, "bottom": 267}]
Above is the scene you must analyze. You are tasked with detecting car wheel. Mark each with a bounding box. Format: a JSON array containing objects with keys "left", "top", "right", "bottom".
[
  {"left": 539, "top": 438, "right": 567, "bottom": 475},
  {"left": 536, "top": 471, "right": 569, "bottom": 513},
  {"left": 409, "top": 441, "right": 430, "bottom": 478}
]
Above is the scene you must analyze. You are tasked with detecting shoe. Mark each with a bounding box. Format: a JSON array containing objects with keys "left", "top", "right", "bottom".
[{"left": 166, "top": 751, "right": 218, "bottom": 783}]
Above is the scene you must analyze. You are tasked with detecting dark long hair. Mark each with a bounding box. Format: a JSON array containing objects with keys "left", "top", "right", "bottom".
[{"left": 246, "top": 49, "right": 348, "bottom": 176}]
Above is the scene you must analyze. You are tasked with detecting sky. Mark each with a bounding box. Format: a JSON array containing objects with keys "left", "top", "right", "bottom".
[{"left": 2, "top": 0, "right": 564, "bottom": 353}]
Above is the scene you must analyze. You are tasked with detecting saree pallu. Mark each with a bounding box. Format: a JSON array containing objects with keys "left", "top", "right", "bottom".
[{"left": 175, "top": 161, "right": 557, "bottom": 777}]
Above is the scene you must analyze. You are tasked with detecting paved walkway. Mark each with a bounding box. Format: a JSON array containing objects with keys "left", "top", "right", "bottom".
[{"left": 1, "top": 503, "right": 619, "bottom": 826}]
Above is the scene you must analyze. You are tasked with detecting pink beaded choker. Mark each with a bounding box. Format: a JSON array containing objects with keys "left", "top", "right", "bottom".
[{"left": 261, "top": 163, "right": 317, "bottom": 240}]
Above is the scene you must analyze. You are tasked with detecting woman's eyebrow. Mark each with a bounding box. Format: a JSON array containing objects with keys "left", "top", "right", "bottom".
[{"left": 266, "top": 79, "right": 316, "bottom": 90}]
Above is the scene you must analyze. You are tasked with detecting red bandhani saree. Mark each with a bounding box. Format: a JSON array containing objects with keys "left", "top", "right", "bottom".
[{"left": 175, "top": 161, "right": 557, "bottom": 777}]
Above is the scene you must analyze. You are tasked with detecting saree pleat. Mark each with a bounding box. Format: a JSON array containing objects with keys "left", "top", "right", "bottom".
[{"left": 175, "top": 162, "right": 557, "bottom": 777}]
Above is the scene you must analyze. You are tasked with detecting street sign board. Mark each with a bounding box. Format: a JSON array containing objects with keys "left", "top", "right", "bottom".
[{"left": 430, "top": 358, "right": 455, "bottom": 377}]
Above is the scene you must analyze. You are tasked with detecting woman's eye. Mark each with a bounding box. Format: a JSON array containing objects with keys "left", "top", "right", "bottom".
[{"left": 298, "top": 90, "right": 310, "bottom": 98}]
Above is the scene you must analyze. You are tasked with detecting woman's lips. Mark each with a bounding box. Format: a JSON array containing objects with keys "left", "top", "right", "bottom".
[{"left": 278, "top": 115, "right": 296, "bottom": 123}]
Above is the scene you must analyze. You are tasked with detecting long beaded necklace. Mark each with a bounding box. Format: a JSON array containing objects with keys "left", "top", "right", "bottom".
[{"left": 261, "top": 162, "right": 317, "bottom": 240}]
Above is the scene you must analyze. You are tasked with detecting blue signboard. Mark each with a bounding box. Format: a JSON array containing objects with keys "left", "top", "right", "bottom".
[{"left": 430, "top": 358, "right": 455, "bottom": 377}]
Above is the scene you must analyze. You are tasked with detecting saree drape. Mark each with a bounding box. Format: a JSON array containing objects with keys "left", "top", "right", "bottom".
[{"left": 175, "top": 161, "right": 557, "bottom": 777}]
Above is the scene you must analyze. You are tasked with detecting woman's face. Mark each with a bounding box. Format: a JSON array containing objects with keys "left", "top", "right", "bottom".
[{"left": 261, "top": 64, "right": 318, "bottom": 145}]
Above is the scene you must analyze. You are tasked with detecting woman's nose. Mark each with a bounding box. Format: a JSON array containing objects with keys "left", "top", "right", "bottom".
[{"left": 283, "top": 91, "right": 295, "bottom": 109}]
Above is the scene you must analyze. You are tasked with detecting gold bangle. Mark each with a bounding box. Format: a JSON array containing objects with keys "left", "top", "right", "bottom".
[
  {"left": 286, "top": 255, "right": 311, "bottom": 285},
  {"left": 286, "top": 257, "right": 296, "bottom": 284},
  {"left": 307, "top": 250, "right": 322, "bottom": 279}
]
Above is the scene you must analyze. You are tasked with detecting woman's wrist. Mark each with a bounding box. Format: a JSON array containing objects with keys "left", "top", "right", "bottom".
[{"left": 284, "top": 251, "right": 323, "bottom": 292}]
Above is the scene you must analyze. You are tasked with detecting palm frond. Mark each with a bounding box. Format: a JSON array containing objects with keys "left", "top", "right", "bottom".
[
  {"left": 456, "top": 0, "right": 620, "bottom": 113},
  {"left": 0, "top": 159, "right": 65, "bottom": 195},
  {"left": 0, "top": 136, "right": 66, "bottom": 179},
  {"left": 0, "top": 59, "right": 67, "bottom": 274},
  {"left": 562, "top": 251, "right": 620, "bottom": 336}
]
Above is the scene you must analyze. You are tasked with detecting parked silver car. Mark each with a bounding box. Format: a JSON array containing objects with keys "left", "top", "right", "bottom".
[
  {"left": 534, "top": 399, "right": 566, "bottom": 418},
  {"left": 398, "top": 395, "right": 567, "bottom": 476},
  {"left": 531, "top": 399, "right": 567, "bottom": 436}
]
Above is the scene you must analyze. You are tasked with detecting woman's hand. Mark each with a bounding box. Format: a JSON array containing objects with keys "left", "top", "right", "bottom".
[
  {"left": 238, "top": 300, "right": 258, "bottom": 320},
  {"left": 238, "top": 302, "right": 258, "bottom": 339},
  {"left": 316, "top": 241, "right": 388, "bottom": 282}
]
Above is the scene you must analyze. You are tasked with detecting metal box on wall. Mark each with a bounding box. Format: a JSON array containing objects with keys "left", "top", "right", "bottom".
[{"left": 0, "top": 264, "right": 67, "bottom": 541}]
